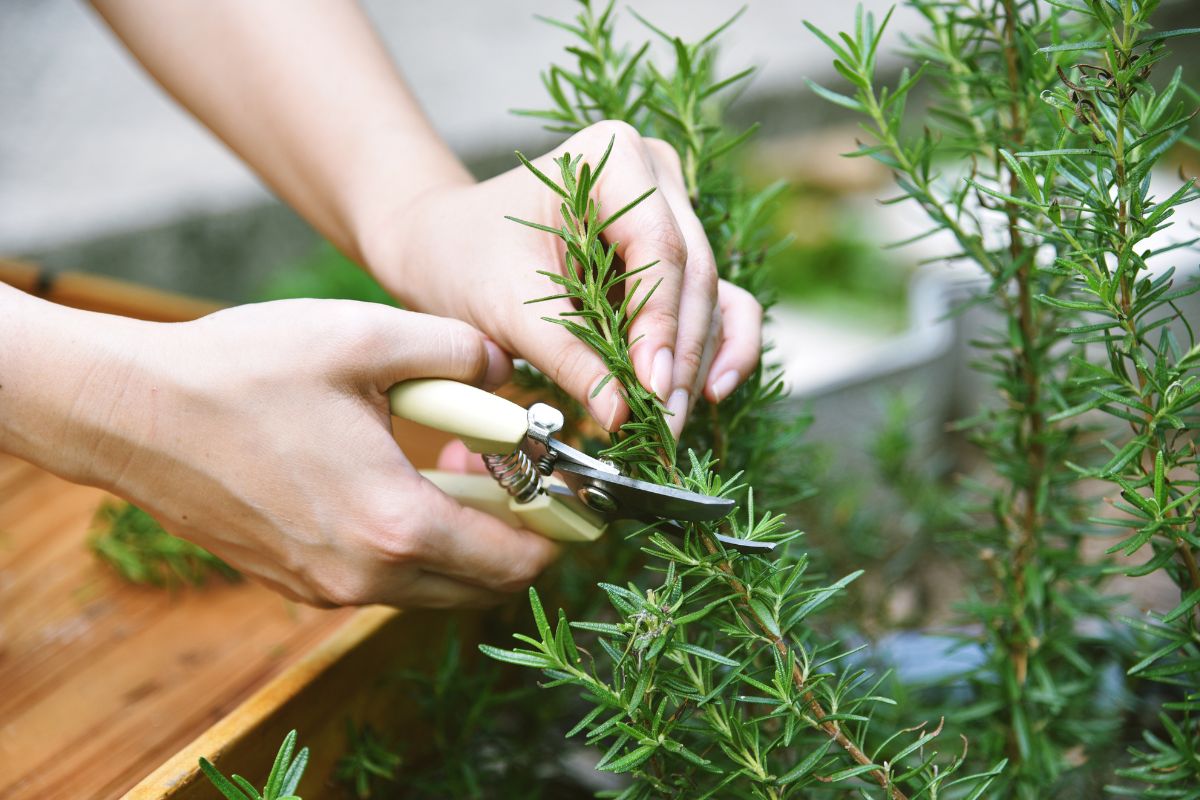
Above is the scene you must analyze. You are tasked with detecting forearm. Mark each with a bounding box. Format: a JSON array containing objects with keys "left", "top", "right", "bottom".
[
  {"left": 0, "top": 283, "right": 154, "bottom": 489},
  {"left": 90, "top": 0, "right": 471, "bottom": 264}
]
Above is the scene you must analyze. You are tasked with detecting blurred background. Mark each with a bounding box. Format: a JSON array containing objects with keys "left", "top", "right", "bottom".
[{"left": 0, "top": 1, "right": 921, "bottom": 311}]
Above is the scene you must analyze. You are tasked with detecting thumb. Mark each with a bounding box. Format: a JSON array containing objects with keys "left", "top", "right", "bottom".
[{"left": 352, "top": 306, "right": 512, "bottom": 391}]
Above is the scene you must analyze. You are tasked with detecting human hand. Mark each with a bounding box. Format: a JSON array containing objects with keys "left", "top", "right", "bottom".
[
  {"left": 9, "top": 295, "right": 558, "bottom": 608},
  {"left": 364, "top": 121, "right": 764, "bottom": 438}
]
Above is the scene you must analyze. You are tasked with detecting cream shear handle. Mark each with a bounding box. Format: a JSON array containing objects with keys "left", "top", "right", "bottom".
[
  {"left": 387, "top": 378, "right": 528, "bottom": 454},
  {"left": 387, "top": 379, "right": 605, "bottom": 543}
]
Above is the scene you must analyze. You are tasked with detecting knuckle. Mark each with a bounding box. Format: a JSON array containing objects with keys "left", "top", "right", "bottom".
[
  {"left": 356, "top": 494, "right": 427, "bottom": 565},
  {"left": 312, "top": 570, "right": 372, "bottom": 607},
  {"left": 648, "top": 219, "right": 688, "bottom": 267},
  {"left": 589, "top": 119, "right": 641, "bottom": 149},
  {"left": 676, "top": 339, "right": 707, "bottom": 375},
  {"left": 546, "top": 344, "right": 594, "bottom": 394},
  {"left": 693, "top": 255, "right": 719, "bottom": 297},
  {"left": 366, "top": 516, "right": 426, "bottom": 567},
  {"left": 638, "top": 304, "right": 680, "bottom": 337},
  {"left": 493, "top": 576, "right": 530, "bottom": 595},
  {"left": 494, "top": 556, "right": 546, "bottom": 594},
  {"left": 324, "top": 305, "right": 388, "bottom": 361},
  {"left": 441, "top": 322, "right": 488, "bottom": 381},
  {"left": 645, "top": 137, "right": 682, "bottom": 170}
]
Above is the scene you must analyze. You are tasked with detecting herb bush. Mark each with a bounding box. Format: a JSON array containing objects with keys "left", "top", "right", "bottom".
[
  {"left": 199, "top": 1, "right": 1200, "bottom": 798},
  {"left": 802, "top": 0, "right": 1200, "bottom": 796}
]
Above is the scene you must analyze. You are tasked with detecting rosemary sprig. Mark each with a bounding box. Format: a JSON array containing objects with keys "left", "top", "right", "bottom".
[
  {"left": 199, "top": 729, "right": 308, "bottom": 800},
  {"left": 509, "top": 139, "right": 676, "bottom": 476}
]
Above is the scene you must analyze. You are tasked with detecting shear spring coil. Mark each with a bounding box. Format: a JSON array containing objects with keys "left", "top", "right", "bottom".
[{"left": 484, "top": 449, "right": 541, "bottom": 504}]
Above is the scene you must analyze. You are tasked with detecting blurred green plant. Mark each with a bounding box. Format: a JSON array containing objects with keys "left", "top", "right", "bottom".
[
  {"left": 764, "top": 194, "right": 909, "bottom": 327},
  {"left": 335, "top": 722, "right": 401, "bottom": 799},
  {"left": 257, "top": 243, "right": 396, "bottom": 306},
  {"left": 89, "top": 501, "right": 239, "bottom": 588},
  {"left": 382, "top": 623, "right": 597, "bottom": 798}
]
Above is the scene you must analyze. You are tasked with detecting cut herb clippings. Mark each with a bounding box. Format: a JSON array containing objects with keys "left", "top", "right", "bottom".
[{"left": 89, "top": 501, "right": 239, "bottom": 588}]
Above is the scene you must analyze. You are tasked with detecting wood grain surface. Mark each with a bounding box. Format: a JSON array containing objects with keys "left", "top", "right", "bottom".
[{"left": 0, "top": 457, "right": 354, "bottom": 799}]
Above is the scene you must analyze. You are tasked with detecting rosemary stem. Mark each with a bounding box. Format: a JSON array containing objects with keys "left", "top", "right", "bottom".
[{"left": 697, "top": 532, "right": 909, "bottom": 800}]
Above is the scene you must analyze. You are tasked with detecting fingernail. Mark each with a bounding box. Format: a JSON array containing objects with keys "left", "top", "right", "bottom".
[
  {"left": 666, "top": 388, "right": 689, "bottom": 435},
  {"left": 650, "top": 347, "right": 674, "bottom": 401},
  {"left": 605, "top": 400, "right": 620, "bottom": 432},
  {"left": 589, "top": 380, "right": 622, "bottom": 432},
  {"left": 482, "top": 340, "right": 510, "bottom": 390},
  {"left": 710, "top": 370, "right": 739, "bottom": 403}
]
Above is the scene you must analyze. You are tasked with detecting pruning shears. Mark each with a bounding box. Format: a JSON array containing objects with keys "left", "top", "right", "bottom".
[{"left": 388, "top": 379, "right": 776, "bottom": 554}]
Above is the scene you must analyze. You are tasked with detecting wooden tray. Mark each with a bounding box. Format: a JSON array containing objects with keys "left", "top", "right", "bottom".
[{"left": 0, "top": 260, "right": 463, "bottom": 799}]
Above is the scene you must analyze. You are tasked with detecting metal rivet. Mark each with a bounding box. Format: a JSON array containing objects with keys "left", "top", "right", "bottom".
[{"left": 578, "top": 485, "right": 618, "bottom": 514}]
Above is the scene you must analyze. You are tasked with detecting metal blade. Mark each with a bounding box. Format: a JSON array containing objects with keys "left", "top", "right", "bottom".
[
  {"left": 652, "top": 520, "right": 779, "bottom": 555},
  {"left": 712, "top": 533, "right": 778, "bottom": 554},
  {"left": 543, "top": 438, "right": 618, "bottom": 475},
  {"left": 554, "top": 461, "right": 734, "bottom": 523}
]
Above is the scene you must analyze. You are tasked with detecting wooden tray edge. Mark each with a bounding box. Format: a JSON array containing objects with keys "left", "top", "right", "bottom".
[
  {"left": 121, "top": 606, "right": 398, "bottom": 799},
  {"left": 0, "top": 257, "right": 221, "bottom": 322}
]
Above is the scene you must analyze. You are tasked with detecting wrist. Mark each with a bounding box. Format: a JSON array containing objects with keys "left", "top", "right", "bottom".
[
  {"left": 352, "top": 155, "right": 473, "bottom": 307},
  {"left": 0, "top": 286, "right": 160, "bottom": 490}
]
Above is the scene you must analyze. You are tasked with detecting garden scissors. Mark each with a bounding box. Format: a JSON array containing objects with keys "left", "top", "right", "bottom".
[{"left": 388, "top": 379, "right": 776, "bottom": 554}]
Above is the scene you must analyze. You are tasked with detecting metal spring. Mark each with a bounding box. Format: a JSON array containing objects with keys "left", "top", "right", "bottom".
[{"left": 483, "top": 449, "right": 542, "bottom": 504}]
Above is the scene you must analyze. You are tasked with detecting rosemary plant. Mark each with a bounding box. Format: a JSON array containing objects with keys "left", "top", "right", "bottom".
[
  {"left": 386, "top": 624, "right": 578, "bottom": 798},
  {"left": 1020, "top": 4, "right": 1200, "bottom": 793},
  {"left": 485, "top": 3, "right": 1002, "bottom": 797},
  {"left": 808, "top": 0, "right": 1198, "bottom": 795}
]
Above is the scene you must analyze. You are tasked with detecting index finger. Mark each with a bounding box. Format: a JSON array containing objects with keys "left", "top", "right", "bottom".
[{"left": 591, "top": 135, "right": 687, "bottom": 405}]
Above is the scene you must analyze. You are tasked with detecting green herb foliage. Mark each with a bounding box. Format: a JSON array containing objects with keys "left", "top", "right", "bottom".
[
  {"left": 257, "top": 243, "right": 397, "bottom": 306},
  {"left": 484, "top": 3, "right": 1003, "bottom": 797},
  {"left": 808, "top": 0, "right": 1199, "bottom": 795},
  {"left": 1019, "top": 4, "right": 1200, "bottom": 794},
  {"left": 89, "top": 501, "right": 239, "bottom": 588},
  {"left": 386, "top": 625, "right": 583, "bottom": 798},
  {"left": 199, "top": 729, "right": 309, "bottom": 800}
]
